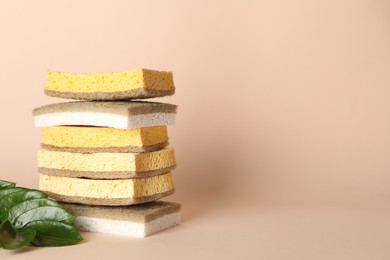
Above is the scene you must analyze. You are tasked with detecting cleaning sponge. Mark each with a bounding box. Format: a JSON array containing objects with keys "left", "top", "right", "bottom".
[
  {"left": 41, "top": 125, "right": 168, "bottom": 153},
  {"left": 39, "top": 172, "right": 175, "bottom": 206},
  {"left": 62, "top": 201, "right": 181, "bottom": 237},
  {"left": 45, "top": 69, "right": 175, "bottom": 100},
  {"left": 38, "top": 147, "right": 176, "bottom": 179},
  {"left": 33, "top": 101, "right": 177, "bottom": 129}
]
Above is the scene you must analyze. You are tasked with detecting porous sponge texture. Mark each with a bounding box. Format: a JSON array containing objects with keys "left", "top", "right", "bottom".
[
  {"left": 72, "top": 211, "right": 180, "bottom": 237},
  {"left": 135, "top": 147, "right": 175, "bottom": 171},
  {"left": 62, "top": 201, "right": 181, "bottom": 223},
  {"left": 33, "top": 101, "right": 177, "bottom": 129},
  {"left": 62, "top": 201, "right": 181, "bottom": 237},
  {"left": 39, "top": 172, "right": 175, "bottom": 198},
  {"left": 41, "top": 126, "right": 168, "bottom": 149},
  {"left": 37, "top": 148, "right": 176, "bottom": 172},
  {"left": 45, "top": 69, "right": 174, "bottom": 93}
]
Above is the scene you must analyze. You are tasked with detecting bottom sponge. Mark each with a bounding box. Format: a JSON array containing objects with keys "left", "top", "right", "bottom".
[{"left": 62, "top": 201, "right": 181, "bottom": 237}]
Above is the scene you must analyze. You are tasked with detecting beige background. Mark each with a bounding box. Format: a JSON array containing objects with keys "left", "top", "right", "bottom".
[{"left": 1, "top": 0, "right": 389, "bottom": 259}]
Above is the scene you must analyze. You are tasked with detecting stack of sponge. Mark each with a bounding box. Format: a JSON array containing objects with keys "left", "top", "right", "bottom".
[{"left": 32, "top": 69, "right": 181, "bottom": 237}]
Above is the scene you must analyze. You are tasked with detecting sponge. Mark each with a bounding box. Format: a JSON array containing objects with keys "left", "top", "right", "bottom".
[
  {"left": 41, "top": 125, "right": 168, "bottom": 153},
  {"left": 39, "top": 172, "right": 175, "bottom": 206},
  {"left": 33, "top": 101, "right": 177, "bottom": 129},
  {"left": 62, "top": 201, "right": 181, "bottom": 237},
  {"left": 38, "top": 147, "right": 176, "bottom": 179},
  {"left": 45, "top": 69, "right": 175, "bottom": 100}
]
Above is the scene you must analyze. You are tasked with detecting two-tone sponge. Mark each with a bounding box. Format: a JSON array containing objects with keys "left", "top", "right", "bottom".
[{"left": 45, "top": 69, "right": 175, "bottom": 100}]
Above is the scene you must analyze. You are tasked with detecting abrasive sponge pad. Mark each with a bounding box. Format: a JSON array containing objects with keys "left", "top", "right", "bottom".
[
  {"left": 41, "top": 125, "right": 168, "bottom": 153},
  {"left": 33, "top": 101, "right": 177, "bottom": 129},
  {"left": 39, "top": 172, "right": 175, "bottom": 206},
  {"left": 45, "top": 69, "right": 175, "bottom": 100},
  {"left": 62, "top": 201, "right": 180, "bottom": 237},
  {"left": 38, "top": 147, "right": 176, "bottom": 179}
]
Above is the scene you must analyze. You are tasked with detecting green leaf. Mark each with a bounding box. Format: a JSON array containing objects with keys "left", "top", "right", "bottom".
[
  {"left": 13, "top": 206, "right": 74, "bottom": 229},
  {"left": 25, "top": 220, "right": 83, "bottom": 247},
  {"left": 8, "top": 198, "right": 60, "bottom": 226},
  {"left": 0, "top": 180, "right": 16, "bottom": 190},
  {"left": 0, "top": 190, "right": 48, "bottom": 221},
  {"left": 0, "top": 220, "right": 35, "bottom": 250},
  {"left": 0, "top": 180, "right": 83, "bottom": 249},
  {"left": 0, "top": 187, "right": 26, "bottom": 199},
  {"left": 0, "top": 188, "right": 26, "bottom": 219}
]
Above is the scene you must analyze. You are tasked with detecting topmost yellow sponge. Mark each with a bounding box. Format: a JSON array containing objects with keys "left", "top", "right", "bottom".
[{"left": 45, "top": 69, "right": 175, "bottom": 101}]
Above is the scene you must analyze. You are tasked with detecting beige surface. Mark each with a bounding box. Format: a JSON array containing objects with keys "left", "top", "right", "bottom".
[{"left": 0, "top": 0, "right": 390, "bottom": 259}]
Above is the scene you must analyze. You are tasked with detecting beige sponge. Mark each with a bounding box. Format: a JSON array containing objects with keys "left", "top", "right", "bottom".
[
  {"left": 33, "top": 101, "right": 177, "bottom": 129},
  {"left": 38, "top": 147, "right": 176, "bottom": 179},
  {"left": 45, "top": 69, "right": 175, "bottom": 100},
  {"left": 62, "top": 201, "right": 181, "bottom": 237},
  {"left": 39, "top": 172, "right": 175, "bottom": 206},
  {"left": 41, "top": 125, "right": 168, "bottom": 153}
]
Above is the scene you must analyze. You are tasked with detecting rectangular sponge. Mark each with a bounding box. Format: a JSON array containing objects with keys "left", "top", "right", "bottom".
[
  {"left": 39, "top": 172, "right": 175, "bottom": 206},
  {"left": 41, "top": 126, "right": 168, "bottom": 153},
  {"left": 62, "top": 201, "right": 181, "bottom": 237},
  {"left": 33, "top": 101, "right": 177, "bottom": 129},
  {"left": 38, "top": 147, "right": 176, "bottom": 179},
  {"left": 45, "top": 69, "right": 175, "bottom": 100}
]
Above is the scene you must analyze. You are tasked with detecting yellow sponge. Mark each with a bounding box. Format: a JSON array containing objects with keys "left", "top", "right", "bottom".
[
  {"left": 41, "top": 126, "right": 168, "bottom": 153},
  {"left": 39, "top": 172, "right": 175, "bottom": 206},
  {"left": 38, "top": 147, "right": 176, "bottom": 179},
  {"left": 45, "top": 69, "right": 175, "bottom": 100}
]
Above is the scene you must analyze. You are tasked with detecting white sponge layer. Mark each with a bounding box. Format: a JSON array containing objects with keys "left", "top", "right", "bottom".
[
  {"left": 74, "top": 212, "right": 181, "bottom": 237},
  {"left": 33, "top": 112, "right": 176, "bottom": 129}
]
